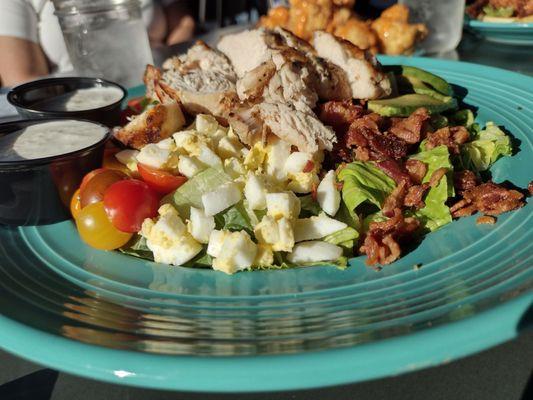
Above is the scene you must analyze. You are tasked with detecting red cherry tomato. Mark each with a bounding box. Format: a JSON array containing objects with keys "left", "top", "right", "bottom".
[
  {"left": 303, "top": 160, "right": 315, "bottom": 173},
  {"left": 80, "top": 169, "right": 128, "bottom": 208},
  {"left": 137, "top": 163, "right": 187, "bottom": 194},
  {"left": 103, "top": 179, "right": 159, "bottom": 233},
  {"left": 80, "top": 168, "right": 108, "bottom": 192}
]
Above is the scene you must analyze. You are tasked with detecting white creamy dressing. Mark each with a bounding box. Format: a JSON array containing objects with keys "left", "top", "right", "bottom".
[
  {"left": 0, "top": 120, "right": 108, "bottom": 162},
  {"left": 33, "top": 87, "right": 124, "bottom": 112}
]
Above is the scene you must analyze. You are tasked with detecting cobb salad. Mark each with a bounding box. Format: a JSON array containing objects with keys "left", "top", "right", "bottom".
[{"left": 70, "top": 28, "right": 528, "bottom": 274}]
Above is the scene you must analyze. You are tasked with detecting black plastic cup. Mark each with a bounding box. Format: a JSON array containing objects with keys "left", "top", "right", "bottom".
[
  {"left": 0, "top": 119, "right": 111, "bottom": 226},
  {"left": 7, "top": 77, "right": 126, "bottom": 127}
]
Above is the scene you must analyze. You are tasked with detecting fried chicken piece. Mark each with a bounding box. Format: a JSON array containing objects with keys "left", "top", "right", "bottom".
[
  {"left": 114, "top": 103, "right": 185, "bottom": 150},
  {"left": 327, "top": 7, "right": 354, "bottom": 32},
  {"left": 333, "top": 18, "right": 379, "bottom": 53},
  {"left": 288, "top": 0, "right": 334, "bottom": 40},
  {"left": 259, "top": 6, "right": 290, "bottom": 29},
  {"left": 371, "top": 4, "right": 428, "bottom": 55}
]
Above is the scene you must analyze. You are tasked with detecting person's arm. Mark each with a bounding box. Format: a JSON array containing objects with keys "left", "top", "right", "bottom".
[{"left": 0, "top": 36, "right": 49, "bottom": 87}]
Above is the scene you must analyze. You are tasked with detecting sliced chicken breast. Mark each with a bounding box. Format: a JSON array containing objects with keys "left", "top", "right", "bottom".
[
  {"left": 313, "top": 31, "right": 391, "bottom": 99},
  {"left": 257, "top": 102, "right": 337, "bottom": 153}
]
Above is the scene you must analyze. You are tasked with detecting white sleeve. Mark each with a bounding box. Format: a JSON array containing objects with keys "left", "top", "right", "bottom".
[{"left": 0, "top": 0, "right": 39, "bottom": 43}]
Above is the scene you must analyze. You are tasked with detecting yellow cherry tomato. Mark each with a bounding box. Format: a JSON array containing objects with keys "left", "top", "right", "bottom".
[
  {"left": 75, "top": 202, "right": 132, "bottom": 250},
  {"left": 70, "top": 188, "right": 82, "bottom": 219}
]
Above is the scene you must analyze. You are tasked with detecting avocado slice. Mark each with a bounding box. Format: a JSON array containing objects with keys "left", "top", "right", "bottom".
[
  {"left": 396, "top": 75, "right": 450, "bottom": 102},
  {"left": 400, "top": 66, "right": 453, "bottom": 96},
  {"left": 368, "top": 94, "right": 458, "bottom": 117}
]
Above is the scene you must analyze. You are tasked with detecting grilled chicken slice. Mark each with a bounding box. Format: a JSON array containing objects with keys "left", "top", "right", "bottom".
[
  {"left": 257, "top": 102, "right": 336, "bottom": 153},
  {"left": 145, "top": 42, "right": 239, "bottom": 117},
  {"left": 313, "top": 31, "right": 391, "bottom": 99},
  {"left": 226, "top": 106, "right": 265, "bottom": 147},
  {"left": 114, "top": 103, "right": 186, "bottom": 150},
  {"left": 273, "top": 27, "right": 352, "bottom": 101}
]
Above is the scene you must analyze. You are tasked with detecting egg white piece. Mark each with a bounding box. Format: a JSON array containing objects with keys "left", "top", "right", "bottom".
[
  {"left": 137, "top": 143, "right": 171, "bottom": 169},
  {"left": 188, "top": 207, "right": 215, "bottom": 243},
  {"left": 317, "top": 170, "right": 341, "bottom": 216},
  {"left": 212, "top": 230, "right": 257, "bottom": 274},
  {"left": 287, "top": 241, "right": 342, "bottom": 264},
  {"left": 293, "top": 214, "right": 347, "bottom": 242},
  {"left": 115, "top": 149, "right": 139, "bottom": 171},
  {"left": 202, "top": 182, "right": 242, "bottom": 216},
  {"left": 178, "top": 155, "right": 204, "bottom": 178},
  {"left": 244, "top": 173, "right": 267, "bottom": 210},
  {"left": 266, "top": 192, "right": 301, "bottom": 220},
  {"left": 284, "top": 152, "right": 312, "bottom": 174}
]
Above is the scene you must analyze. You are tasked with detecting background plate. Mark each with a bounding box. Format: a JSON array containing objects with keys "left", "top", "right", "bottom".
[
  {"left": 0, "top": 56, "right": 532, "bottom": 392},
  {"left": 465, "top": 18, "right": 533, "bottom": 45}
]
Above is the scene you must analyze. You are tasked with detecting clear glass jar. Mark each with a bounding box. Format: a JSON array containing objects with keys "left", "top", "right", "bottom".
[{"left": 53, "top": 0, "right": 154, "bottom": 87}]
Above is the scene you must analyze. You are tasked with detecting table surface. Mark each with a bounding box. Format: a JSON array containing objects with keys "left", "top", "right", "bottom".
[{"left": 1, "top": 27, "right": 532, "bottom": 400}]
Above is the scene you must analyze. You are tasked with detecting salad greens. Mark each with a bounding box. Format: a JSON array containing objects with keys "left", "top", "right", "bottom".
[
  {"left": 461, "top": 122, "right": 512, "bottom": 171},
  {"left": 338, "top": 162, "right": 396, "bottom": 212}
]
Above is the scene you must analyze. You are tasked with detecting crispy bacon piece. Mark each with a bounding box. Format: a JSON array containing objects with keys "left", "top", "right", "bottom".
[
  {"left": 429, "top": 167, "right": 448, "bottom": 188},
  {"left": 404, "top": 184, "right": 429, "bottom": 209},
  {"left": 377, "top": 160, "right": 412, "bottom": 185},
  {"left": 454, "top": 170, "right": 479, "bottom": 195},
  {"left": 389, "top": 108, "right": 430, "bottom": 144},
  {"left": 360, "top": 208, "right": 420, "bottom": 266},
  {"left": 347, "top": 114, "right": 409, "bottom": 161},
  {"left": 382, "top": 180, "right": 408, "bottom": 217},
  {"left": 476, "top": 215, "right": 496, "bottom": 225},
  {"left": 405, "top": 159, "right": 427, "bottom": 184},
  {"left": 450, "top": 182, "right": 525, "bottom": 218},
  {"left": 426, "top": 126, "right": 470, "bottom": 154},
  {"left": 318, "top": 100, "right": 365, "bottom": 134}
]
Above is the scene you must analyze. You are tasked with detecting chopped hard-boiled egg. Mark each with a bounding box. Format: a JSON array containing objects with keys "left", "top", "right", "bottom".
[
  {"left": 287, "top": 241, "right": 342, "bottom": 264},
  {"left": 211, "top": 230, "right": 258, "bottom": 274},
  {"left": 293, "top": 214, "right": 347, "bottom": 242},
  {"left": 244, "top": 142, "right": 267, "bottom": 171},
  {"left": 284, "top": 152, "right": 312, "bottom": 174},
  {"left": 317, "top": 170, "right": 341, "bottom": 216},
  {"left": 254, "top": 215, "right": 295, "bottom": 252},
  {"left": 195, "top": 114, "right": 219, "bottom": 135},
  {"left": 217, "top": 136, "right": 245, "bottom": 159},
  {"left": 173, "top": 130, "right": 198, "bottom": 155},
  {"left": 224, "top": 157, "right": 246, "bottom": 180},
  {"left": 197, "top": 144, "right": 222, "bottom": 167},
  {"left": 244, "top": 173, "right": 267, "bottom": 210},
  {"left": 265, "top": 138, "right": 291, "bottom": 182},
  {"left": 136, "top": 143, "right": 170, "bottom": 169},
  {"left": 266, "top": 192, "right": 301, "bottom": 220},
  {"left": 207, "top": 230, "right": 229, "bottom": 258},
  {"left": 188, "top": 207, "right": 215, "bottom": 243},
  {"left": 178, "top": 155, "right": 204, "bottom": 178},
  {"left": 156, "top": 137, "right": 175, "bottom": 150},
  {"left": 141, "top": 204, "right": 202, "bottom": 266},
  {"left": 287, "top": 172, "right": 319, "bottom": 194},
  {"left": 202, "top": 182, "right": 242, "bottom": 216},
  {"left": 115, "top": 149, "right": 139, "bottom": 172},
  {"left": 254, "top": 244, "right": 274, "bottom": 266}
]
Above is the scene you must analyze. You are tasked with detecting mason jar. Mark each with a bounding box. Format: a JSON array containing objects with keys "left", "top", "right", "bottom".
[{"left": 53, "top": 0, "right": 154, "bottom": 87}]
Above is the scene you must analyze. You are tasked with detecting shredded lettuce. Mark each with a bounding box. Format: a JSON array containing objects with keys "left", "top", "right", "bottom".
[
  {"left": 299, "top": 194, "right": 322, "bottom": 218},
  {"left": 164, "top": 167, "right": 232, "bottom": 218},
  {"left": 214, "top": 201, "right": 254, "bottom": 235},
  {"left": 483, "top": 5, "right": 514, "bottom": 18},
  {"left": 324, "top": 227, "right": 359, "bottom": 252},
  {"left": 461, "top": 122, "right": 512, "bottom": 171},
  {"left": 338, "top": 162, "right": 396, "bottom": 212},
  {"left": 410, "top": 145, "right": 453, "bottom": 231},
  {"left": 119, "top": 234, "right": 153, "bottom": 260}
]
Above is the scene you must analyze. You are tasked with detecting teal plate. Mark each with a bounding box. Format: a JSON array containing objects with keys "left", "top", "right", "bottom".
[
  {"left": 0, "top": 56, "right": 532, "bottom": 392},
  {"left": 465, "top": 17, "right": 533, "bottom": 45}
]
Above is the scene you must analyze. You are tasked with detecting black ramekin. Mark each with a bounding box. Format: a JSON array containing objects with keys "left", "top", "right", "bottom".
[
  {"left": 0, "top": 119, "right": 111, "bottom": 226},
  {"left": 7, "top": 77, "right": 127, "bottom": 127}
]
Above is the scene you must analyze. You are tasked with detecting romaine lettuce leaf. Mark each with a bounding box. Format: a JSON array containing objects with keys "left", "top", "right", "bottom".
[
  {"left": 164, "top": 167, "right": 232, "bottom": 218},
  {"left": 338, "top": 162, "right": 396, "bottom": 212},
  {"left": 410, "top": 145, "right": 453, "bottom": 231},
  {"left": 214, "top": 201, "right": 253, "bottom": 234},
  {"left": 324, "top": 227, "right": 359, "bottom": 247},
  {"left": 460, "top": 122, "right": 512, "bottom": 171},
  {"left": 299, "top": 194, "right": 322, "bottom": 218},
  {"left": 119, "top": 234, "right": 154, "bottom": 260},
  {"left": 483, "top": 5, "right": 514, "bottom": 17},
  {"left": 415, "top": 176, "right": 452, "bottom": 231}
]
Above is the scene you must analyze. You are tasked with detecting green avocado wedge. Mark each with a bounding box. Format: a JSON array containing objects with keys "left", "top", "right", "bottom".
[
  {"left": 368, "top": 94, "right": 458, "bottom": 117},
  {"left": 396, "top": 75, "right": 451, "bottom": 102},
  {"left": 400, "top": 66, "right": 454, "bottom": 96}
]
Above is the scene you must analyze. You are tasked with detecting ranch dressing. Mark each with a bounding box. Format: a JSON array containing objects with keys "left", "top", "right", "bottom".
[
  {"left": 33, "top": 87, "right": 124, "bottom": 112},
  {"left": 0, "top": 120, "right": 108, "bottom": 162}
]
